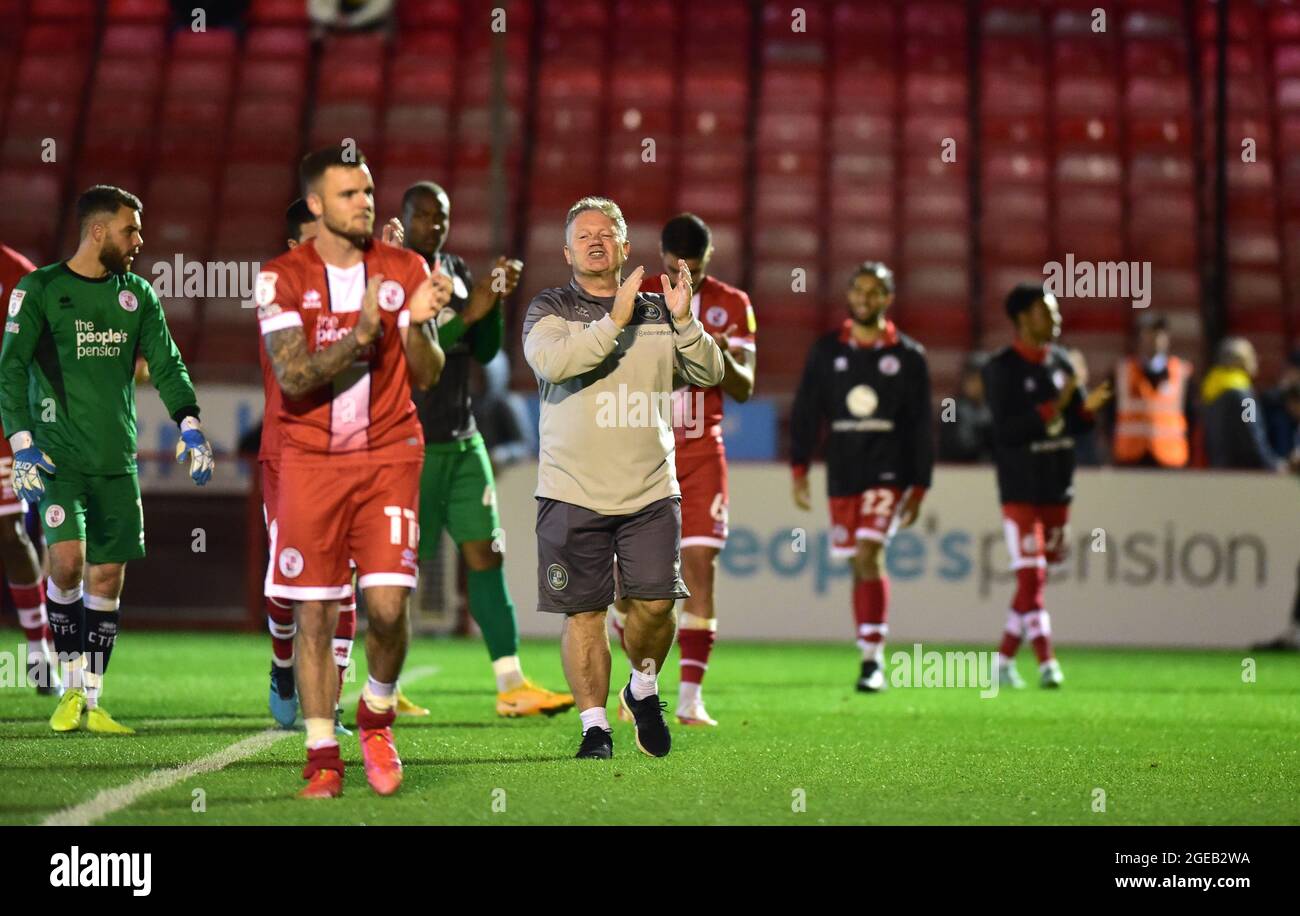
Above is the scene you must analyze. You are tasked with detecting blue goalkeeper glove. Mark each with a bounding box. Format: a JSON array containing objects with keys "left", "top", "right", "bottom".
[
  {"left": 9, "top": 432, "right": 55, "bottom": 504},
  {"left": 175, "top": 417, "right": 214, "bottom": 486}
]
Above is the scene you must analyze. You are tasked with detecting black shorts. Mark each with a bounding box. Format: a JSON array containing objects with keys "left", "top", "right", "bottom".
[{"left": 536, "top": 496, "right": 689, "bottom": 614}]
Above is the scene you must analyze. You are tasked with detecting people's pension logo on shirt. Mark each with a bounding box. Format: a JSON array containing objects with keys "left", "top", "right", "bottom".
[
  {"left": 378, "top": 279, "right": 405, "bottom": 311},
  {"left": 846, "top": 384, "right": 879, "bottom": 418},
  {"left": 118, "top": 290, "right": 138, "bottom": 313},
  {"left": 75, "top": 319, "right": 128, "bottom": 360}
]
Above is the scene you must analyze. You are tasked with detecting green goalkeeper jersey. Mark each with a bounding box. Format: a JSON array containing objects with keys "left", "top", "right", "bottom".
[{"left": 0, "top": 262, "right": 199, "bottom": 475}]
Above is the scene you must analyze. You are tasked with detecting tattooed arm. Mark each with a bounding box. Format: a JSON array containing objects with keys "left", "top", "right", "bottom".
[
  {"left": 265, "top": 276, "right": 383, "bottom": 399},
  {"left": 264, "top": 324, "right": 376, "bottom": 400}
]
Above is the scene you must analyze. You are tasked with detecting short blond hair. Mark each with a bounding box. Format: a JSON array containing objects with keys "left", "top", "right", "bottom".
[{"left": 564, "top": 196, "right": 627, "bottom": 243}]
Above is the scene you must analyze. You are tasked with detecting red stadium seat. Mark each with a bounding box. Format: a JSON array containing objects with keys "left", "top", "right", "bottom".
[
  {"left": 248, "top": 0, "right": 309, "bottom": 26},
  {"left": 171, "top": 28, "right": 238, "bottom": 59},
  {"left": 244, "top": 27, "right": 311, "bottom": 61},
  {"left": 100, "top": 24, "right": 167, "bottom": 56},
  {"left": 396, "top": 0, "right": 461, "bottom": 29},
  {"left": 106, "top": 0, "right": 169, "bottom": 23}
]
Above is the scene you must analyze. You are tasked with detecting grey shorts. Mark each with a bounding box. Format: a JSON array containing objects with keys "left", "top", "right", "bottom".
[{"left": 536, "top": 496, "right": 689, "bottom": 614}]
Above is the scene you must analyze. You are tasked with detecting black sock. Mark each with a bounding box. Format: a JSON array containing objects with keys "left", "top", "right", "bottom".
[
  {"left": 85, "top": 608, "right": 121, "bottom": 678},
  {"left": 46, "top": 590, "right": 85, "bottom": 663}
]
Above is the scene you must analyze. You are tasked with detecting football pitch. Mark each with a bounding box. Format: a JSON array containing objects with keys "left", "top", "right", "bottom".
[{"left": 1, "top": 629, "right": 1297, "bottom": 826}]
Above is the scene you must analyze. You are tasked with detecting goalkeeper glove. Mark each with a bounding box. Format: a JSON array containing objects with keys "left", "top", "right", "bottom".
[
  {"left": 175, "top": 417, "right": 214, "bottom": 486},
  {"left": 9, "top": 432, "right": 55, "bottom": 504}
]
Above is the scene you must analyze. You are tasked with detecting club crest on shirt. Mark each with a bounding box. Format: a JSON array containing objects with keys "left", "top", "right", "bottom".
[
  {"left": 638, "top": 302, "right": 662, "bottom": 321},
  {"left": 1024, "top": 378, "right": 1036, "bottom": 392},
  {"left": 302, "top": 289, "right": 322, "bottom": 309},
  {"left": 7, "top": 288, "right": 24, "bottom": 317},
  {"left": 118, "top": 290, "right": 138, "bottom": 312},
  {"left": 378, "top": 279, "right": 406, "bottom": 311},
  {"left": 705, "top": 305, "right": 728, "bottom": 327},
  {"left": 256, "top": 271, "right": 278, "bottom": 307},
  {"left": 878, "top": 354, "right": 901, "bottom": 376},
  {"left": 547, "top": 563, "right": 569, "bottom": 590},
  {"left": 834, "top": 355, "right": 848, "bottom": 372},
  {"left": 1052, "top": 369, "right": 1068, "bottom": 391},
  {"left": 278, "top": 547, "right": 304, "bottom": 579},
  {"left": 846, "top": 384, "right": 878, "bottom": 417}
]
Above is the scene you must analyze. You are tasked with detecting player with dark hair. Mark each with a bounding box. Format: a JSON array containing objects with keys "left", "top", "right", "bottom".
[
  {"left": 982, "top": 283, "right": 1112, "bottom": 688},
  {"left": 790, "top": 261, "right": 933, "bottom": 692},
  {"left": 611, "top": 213, "right": 755, "bottom": 726},
  {"left": 262, "top": 201, "right": 425, "bottom": 732},
  {"left": 400, "top": 180, "right": 573, "bottom": 718},
  {"left": 260, "top": 147, "right": 451, "bottom": 797},
  {"left": 0, "top": 242, "right": 58, "bottom": 695},
  {"left": 0, "top": 185, "right": 214, "bottom": 733}
]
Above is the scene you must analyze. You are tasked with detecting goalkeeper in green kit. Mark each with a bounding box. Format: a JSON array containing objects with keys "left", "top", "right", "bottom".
[{"left": 0, "top": 186, "right": 213, "bottom": 735}]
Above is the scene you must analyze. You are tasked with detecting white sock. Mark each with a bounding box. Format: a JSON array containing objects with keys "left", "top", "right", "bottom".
[
  {"left": 83, "top": 671, "right": 101, "bottom": 709},
  {"left": 492, "top": 655, "right": 525, "bottom": 692},
  {"left": 629, "top": 667, "right": 657, "bottom": 701},
  {"left": 579, "top": 707, "right": 609, "bottom": 733},
  {"left": 366, "top": 676, "right": 395, "bottom": 698},
  {"left": 998, "top": 653, "right": 1016, "bottom": 667},
  {"left": 678, "top": 680, "right": 701, "bottom": 708}
]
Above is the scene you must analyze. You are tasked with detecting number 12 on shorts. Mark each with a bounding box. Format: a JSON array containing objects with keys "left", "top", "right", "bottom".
[{"left": 385, "top": 506, "right": 419, "bottom": 548}]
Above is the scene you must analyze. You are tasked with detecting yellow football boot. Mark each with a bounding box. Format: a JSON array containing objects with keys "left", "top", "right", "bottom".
[
  {"left": 85, "top": 706, "right": 136, "bottom": 735},
  {"left": 395, "top": 687, "right": 430, "bottom": 717},
  {"left": 49, "top": 687, "right": 86, "bottom": 732},
  {"left": 496, "top": 680, "right": 575, "bottom": 718}
]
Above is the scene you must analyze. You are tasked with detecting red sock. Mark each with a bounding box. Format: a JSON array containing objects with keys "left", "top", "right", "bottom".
[
  {"left": 266, "top": 597, "right": 295, "bottom": 664},
  {"left": 1011, "top": 567, "right": 1050, "bottom": 662},
  {"left": 852, "top": 577, "right": 889, "bottom": 659},
  {"left": 998, "top": 612, "right": 1023, "bottom": 659},
  {"left": 356, "top": 694, "right": 396, "bottom": 731},
  {"left": 1024, "top": 611, "right": 1055, "bottom": 664},
  {"left": 678, "top": 628, "right": 716, "bottom": 685},
  {"left": 302, "top": 744, "right": 343, "bottom": 780},
  {"left": 334, "top": 602, "right": 357, "bottom": 694},
  {"left": 9, "top": 579, "right": 47, "bottom": 645},
  {"left": 611, "top": 613, "right": 627, "bottom": 654}
]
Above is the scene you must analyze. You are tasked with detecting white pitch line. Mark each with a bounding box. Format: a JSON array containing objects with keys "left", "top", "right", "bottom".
[{"left": 40, "top": 665, "right": 439, "bottom": 827}]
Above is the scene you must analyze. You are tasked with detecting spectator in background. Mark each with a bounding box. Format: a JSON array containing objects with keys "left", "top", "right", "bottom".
[
  {"left": 1108, "top": 312, "right": 1194, "bottom": 468},
  {"left": 1066, "top": 348, "right": 1104, "bottom": 466},
  {"left": 1262, "top": 349, "right": 1300, "bottom": 459},
  {"left": 309, "top": 0, "right": 394, "bottom": 31},
  {"left": 937, "top": 352, "right": 993, "bottom": 463},
  {"left": 1200, "top": 337, "right": 1285, "bottom": 470}
]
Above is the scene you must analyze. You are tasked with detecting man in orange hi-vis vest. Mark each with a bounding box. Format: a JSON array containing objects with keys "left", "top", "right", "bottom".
[{"left": 1110, "top": 312, "right": 1194, "bottom": 468}]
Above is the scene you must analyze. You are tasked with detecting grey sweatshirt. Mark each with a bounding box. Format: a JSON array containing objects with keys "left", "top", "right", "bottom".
[{"left": 522, "top": 278, "right": 725, "bottom": 515}]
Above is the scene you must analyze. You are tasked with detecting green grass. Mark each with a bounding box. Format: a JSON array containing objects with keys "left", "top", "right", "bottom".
[{"left": 0, "top": 628, "right": 1297, "bottom": 825}]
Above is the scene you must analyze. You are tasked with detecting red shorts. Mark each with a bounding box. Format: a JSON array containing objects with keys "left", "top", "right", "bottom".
[
  {"left": 0, "top": 435, "right": 21, "bottom": 517},
  {"left": 677, "top": 447, "right": 727, "bottom": 549},
  {"left": 828, "top": 486, "right": 904, "bottom": 558},
  {"left": 265, "top": 439, "right": 423, "bottom": 601},
  {"left": 1002, "top": 502, "right": 1071, "bottom": 571}
]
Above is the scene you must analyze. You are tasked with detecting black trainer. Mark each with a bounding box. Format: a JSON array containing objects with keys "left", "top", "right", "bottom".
[
  {"left": 619, "top": 681, "right": 672, "bottom": 757},
  {"left": 576, "top": 726, "right": 613, "bottom": 759},
  {"left": 856, "top": 660, "right": 885, "bottom": 693}
]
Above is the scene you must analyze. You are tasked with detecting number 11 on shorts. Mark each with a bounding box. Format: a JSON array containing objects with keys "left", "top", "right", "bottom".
[{"left": 385, "top": 505, "right": 419, "bottom": 548}]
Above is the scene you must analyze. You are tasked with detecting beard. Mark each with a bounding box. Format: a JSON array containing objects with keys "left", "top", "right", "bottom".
[
  {"left": 323, "top": 212, "right": 372, "bottom": 248},
  {"left": 98, "top": 240, "right": 132, "bottom": 275},
  {"left": 849, "top": 302, "right": 885, "bottom": 327}
]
